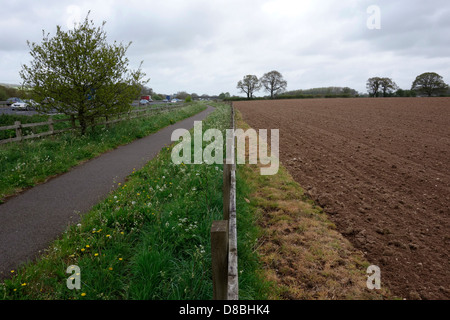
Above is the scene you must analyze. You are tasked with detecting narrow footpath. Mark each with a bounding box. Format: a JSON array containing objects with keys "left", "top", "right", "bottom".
[{"left": 0, "top": 105, "right": 215, "bottom": 278}]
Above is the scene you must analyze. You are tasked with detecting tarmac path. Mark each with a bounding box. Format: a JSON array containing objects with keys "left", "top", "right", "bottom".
[{"left": 0, "top": 105, "right": 215, "bottom": 278}]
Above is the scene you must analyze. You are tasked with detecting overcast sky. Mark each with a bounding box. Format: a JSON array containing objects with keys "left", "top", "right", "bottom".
[{"left": 1, "top": 0, "right": 450, "bottom": 96}]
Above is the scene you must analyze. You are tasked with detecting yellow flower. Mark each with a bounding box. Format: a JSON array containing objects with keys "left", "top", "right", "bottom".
[
  {"left": 21, "top": 283, "right": 27, "bottom": 286},
  {"left": 120, "top": 232, "right": 124, "bottom": 235},
  {"left": 108, "top": 267, "right": 113, "bottom": 271},
  {"left": 118, "top": 258, "right": 123, "bottom": 261},
  {"left": 137, "top": 193, "right": 140, "bottom": 196},
  {"left": 85, "top": 245, "right": 90, "bottom": 248},
  {"left": 94, "top": 253, "right": 99, "bottom": 257},
  {"left": 81, "top": 292, "right": 86, "bottom": 297},
  {"left": 118, "top": 183, "right": 121, "bottom": 186},
  {"left": 106, "top": 234, "right": 111, "bottom": 238},
  {"left": 81, "top": 248, "right": 85, "bottom": 252},
  {"left": 10, "top": 270, "right": 14, "bottom": 273}
]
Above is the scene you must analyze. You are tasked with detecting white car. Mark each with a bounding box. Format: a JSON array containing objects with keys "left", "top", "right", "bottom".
[{"left": 11, "top": 101, "right": 30, "bottom": 111}]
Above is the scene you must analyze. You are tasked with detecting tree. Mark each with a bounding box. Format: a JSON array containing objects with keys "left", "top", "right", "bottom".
[
  {"left": 20, "top": 13, "right": 147, "bottom": 134},
  {"left": 261, "top": 70, "right": 287, "bottom": 98},
  {"left": 218, "top": 92, "right": 230, "bottom": 100},
  {"left": 411, "top": 72, "right": 449, "bottom": 97},
  {"left": 366, "top": 77, "right": 383, "bottom": 97},
  {"left": 237, "top": 75, "right": 261, "bottom": 98},
  {"left": 380, "top": 77, "right": 398, "bottom": 97},
  {"left": 175, "top": 91, "right": 189, "bottom": 100}
]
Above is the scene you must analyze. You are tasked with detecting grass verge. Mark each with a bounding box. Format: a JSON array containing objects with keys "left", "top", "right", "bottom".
[
  {"left": 0, "top": 103, "right": 206, "bottom": 202},
  {"left": 0, "top": 102, "right": 271, "bottom": 300}
]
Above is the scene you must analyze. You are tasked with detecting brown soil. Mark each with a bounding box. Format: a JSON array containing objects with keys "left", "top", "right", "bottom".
[{"left": 235, "top": 98, "right": 450, "bottom": 300}]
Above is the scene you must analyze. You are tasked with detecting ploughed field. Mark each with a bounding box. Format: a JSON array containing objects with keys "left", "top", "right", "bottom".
[{"left": 235, "top": 98, "right": 450, "bottom": 300}]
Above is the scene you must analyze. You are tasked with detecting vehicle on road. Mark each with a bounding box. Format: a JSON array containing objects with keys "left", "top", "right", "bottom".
[
  {"left": 6, "top": 97, "right": 21, "bottom": 106},
  {"left": 139, "top": 99, "right": 150, "bottom": 105},
  {"left": 11, "top": 101, "right": 30, "bottom": 111},
  {"left": 140, "top": 95, "right": 152, "bottom": 102}
]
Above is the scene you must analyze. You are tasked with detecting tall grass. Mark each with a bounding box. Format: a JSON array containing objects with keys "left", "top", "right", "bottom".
[
  {"left": 0, "top": 103, "right": 206, "bottom": 202},
  {"left": 0, "top": 102, "right": 270, "bottom": 300}
]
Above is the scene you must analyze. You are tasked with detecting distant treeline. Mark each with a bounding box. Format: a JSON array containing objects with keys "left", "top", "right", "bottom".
[
  {"left": 0, "top": 85, "right": 30, "bottom": 101},
  {"left": 224, "top": 86, "right": 359, "bottom": 101}
]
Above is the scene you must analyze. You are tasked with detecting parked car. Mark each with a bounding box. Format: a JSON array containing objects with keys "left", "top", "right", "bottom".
[
  {"left": 6, "top": 97, "right": 21, "bottom": 106},
  {"left": 24, "top": 99, "right": 38, "bottom": 110},
  {"left": 139, "top": 99, "right": 149, "bottom": 105},
  {"left": 11, "top": 101, "right": 30, "bottom": 111}
]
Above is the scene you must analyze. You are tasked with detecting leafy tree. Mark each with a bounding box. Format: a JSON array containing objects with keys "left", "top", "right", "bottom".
[
  {"left": 175, "top": 91, "right": 189, "bottom": 100},
  {"left": 20, "top": 13, "right": 147, "bottom": 134},
  {"left": 237, "top": 75, "right": 261, "bottom": 98},
  {"left": 380, "top": 77, "right": 398, "bottom": 97},
  {"left": 218, "top": 92, "right": 231, "bottom": 99},
  {"left": 261, "top": 70, "right": 287, "bottom": 98},
  {"left": 411, "top": 72, "right": 449, "bottom": 97},
  {"left": 366, "top": 77, "right": 383, "bottom": 97}
]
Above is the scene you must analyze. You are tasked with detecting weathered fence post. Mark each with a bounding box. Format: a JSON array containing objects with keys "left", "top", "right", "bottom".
[
  {"left": 14, "top": 121, "right": 22, "bottom": 141},
  {"left": 211, "top": 220, "right": 229, "bottom": 300},
  {"left": 70, "top": 115, "right": 76, "bottom": 129},
  {"left": 48, "top": 117, "right": 54, "bottom": 134},
  {"left": 223, "top": 159, "right": 231, "bottom": 220}
]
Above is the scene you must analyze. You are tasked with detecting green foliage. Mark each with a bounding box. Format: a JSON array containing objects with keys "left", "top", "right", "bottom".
[
  {"left": 184, "top": 95, "right": 192, "bottom": 103},
  {"left": 0, "top": 102, "right": 270, "bottom": 300},
  {"left": 20, "top": 12, "right": 148, "bottom": 134},
  {"left": 0, "top": 103, "right": 206, "bottom": 201},
  {"left": 411, "top": 72, "right": 449, "bottom": 97}
]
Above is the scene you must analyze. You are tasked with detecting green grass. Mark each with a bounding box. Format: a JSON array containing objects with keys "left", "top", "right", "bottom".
[
  {"left": 0, "top": 103, "right": 206, "bottom": 202},
  {"left": 0, "top": 102, "right": 271, "bottom": 300}
]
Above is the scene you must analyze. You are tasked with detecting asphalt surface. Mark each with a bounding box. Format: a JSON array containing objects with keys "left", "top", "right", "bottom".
[{"left": 0, "top": 105, "right": 215, "bottom": 278}]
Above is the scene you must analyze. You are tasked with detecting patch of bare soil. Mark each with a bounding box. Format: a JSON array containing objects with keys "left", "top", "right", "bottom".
[{"left": 235, "top": 98, "right": 450, "bottom": 300}]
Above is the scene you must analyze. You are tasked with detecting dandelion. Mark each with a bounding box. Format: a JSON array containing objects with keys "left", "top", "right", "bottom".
[
  {"left": 10, "top": 270, "right": 14, "bottom": 274},
  {"left": 94, "top": 253, "right": 99, "bottom": 257},
  {"left": 108, "top": 267, "right": 113, "bottom": 271},
  {"left": 85, "top": 245, "right": 90, "bottom": 248},
  {"left": 118, "top": 258, "right": 123, "bottom": 261},
  {"left": 81, "top": 248, "right": 85, "bottom": 252},
  {"left": 81, "top": 293, "right": 86, "bottom": 297},
  {"left": 106, "top": 234, "right": 111, "bottom": 238},
  {"left": 137, "top": 193, "right": 140, "bottom": 196},
  {"left": 21, "top": 283, "right": 27, "bottom": 287}
]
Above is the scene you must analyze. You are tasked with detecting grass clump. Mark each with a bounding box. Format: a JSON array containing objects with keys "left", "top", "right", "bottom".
[
  {"left": 0, "top": 103, "right": 206, "bottom": 202},
  {"left": 0, "top": 102, "right": 271, "bottom": 300}
]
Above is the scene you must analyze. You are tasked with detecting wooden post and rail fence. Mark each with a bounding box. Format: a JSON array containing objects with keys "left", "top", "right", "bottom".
[
  {"left": 0, "top": 104, "right": 186, "bottom": 145},
  {"left": 211, "top": 103, "right": 238, "bottom": 300}
]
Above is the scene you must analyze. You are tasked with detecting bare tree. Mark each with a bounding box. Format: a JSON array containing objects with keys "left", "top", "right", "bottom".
[
  {"left": 261, "top": 70, "right": 287, "bottom": 98},
  {"left": 237, "top": 75, "right": 261, "bottom": 98}
]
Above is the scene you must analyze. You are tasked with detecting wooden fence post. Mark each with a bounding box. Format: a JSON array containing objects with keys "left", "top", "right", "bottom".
[
  {"left": 223, "top": 159, "right": 231, "bottom": 220},
  {"left": 48, "top": 118, "right": 54, "bottom": 134},
  {"left": 211, "top": 220, "right": 229, "bottom": 300},
  {"left": 14, "top": 121, "right": 22, "bottom": 141}
]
